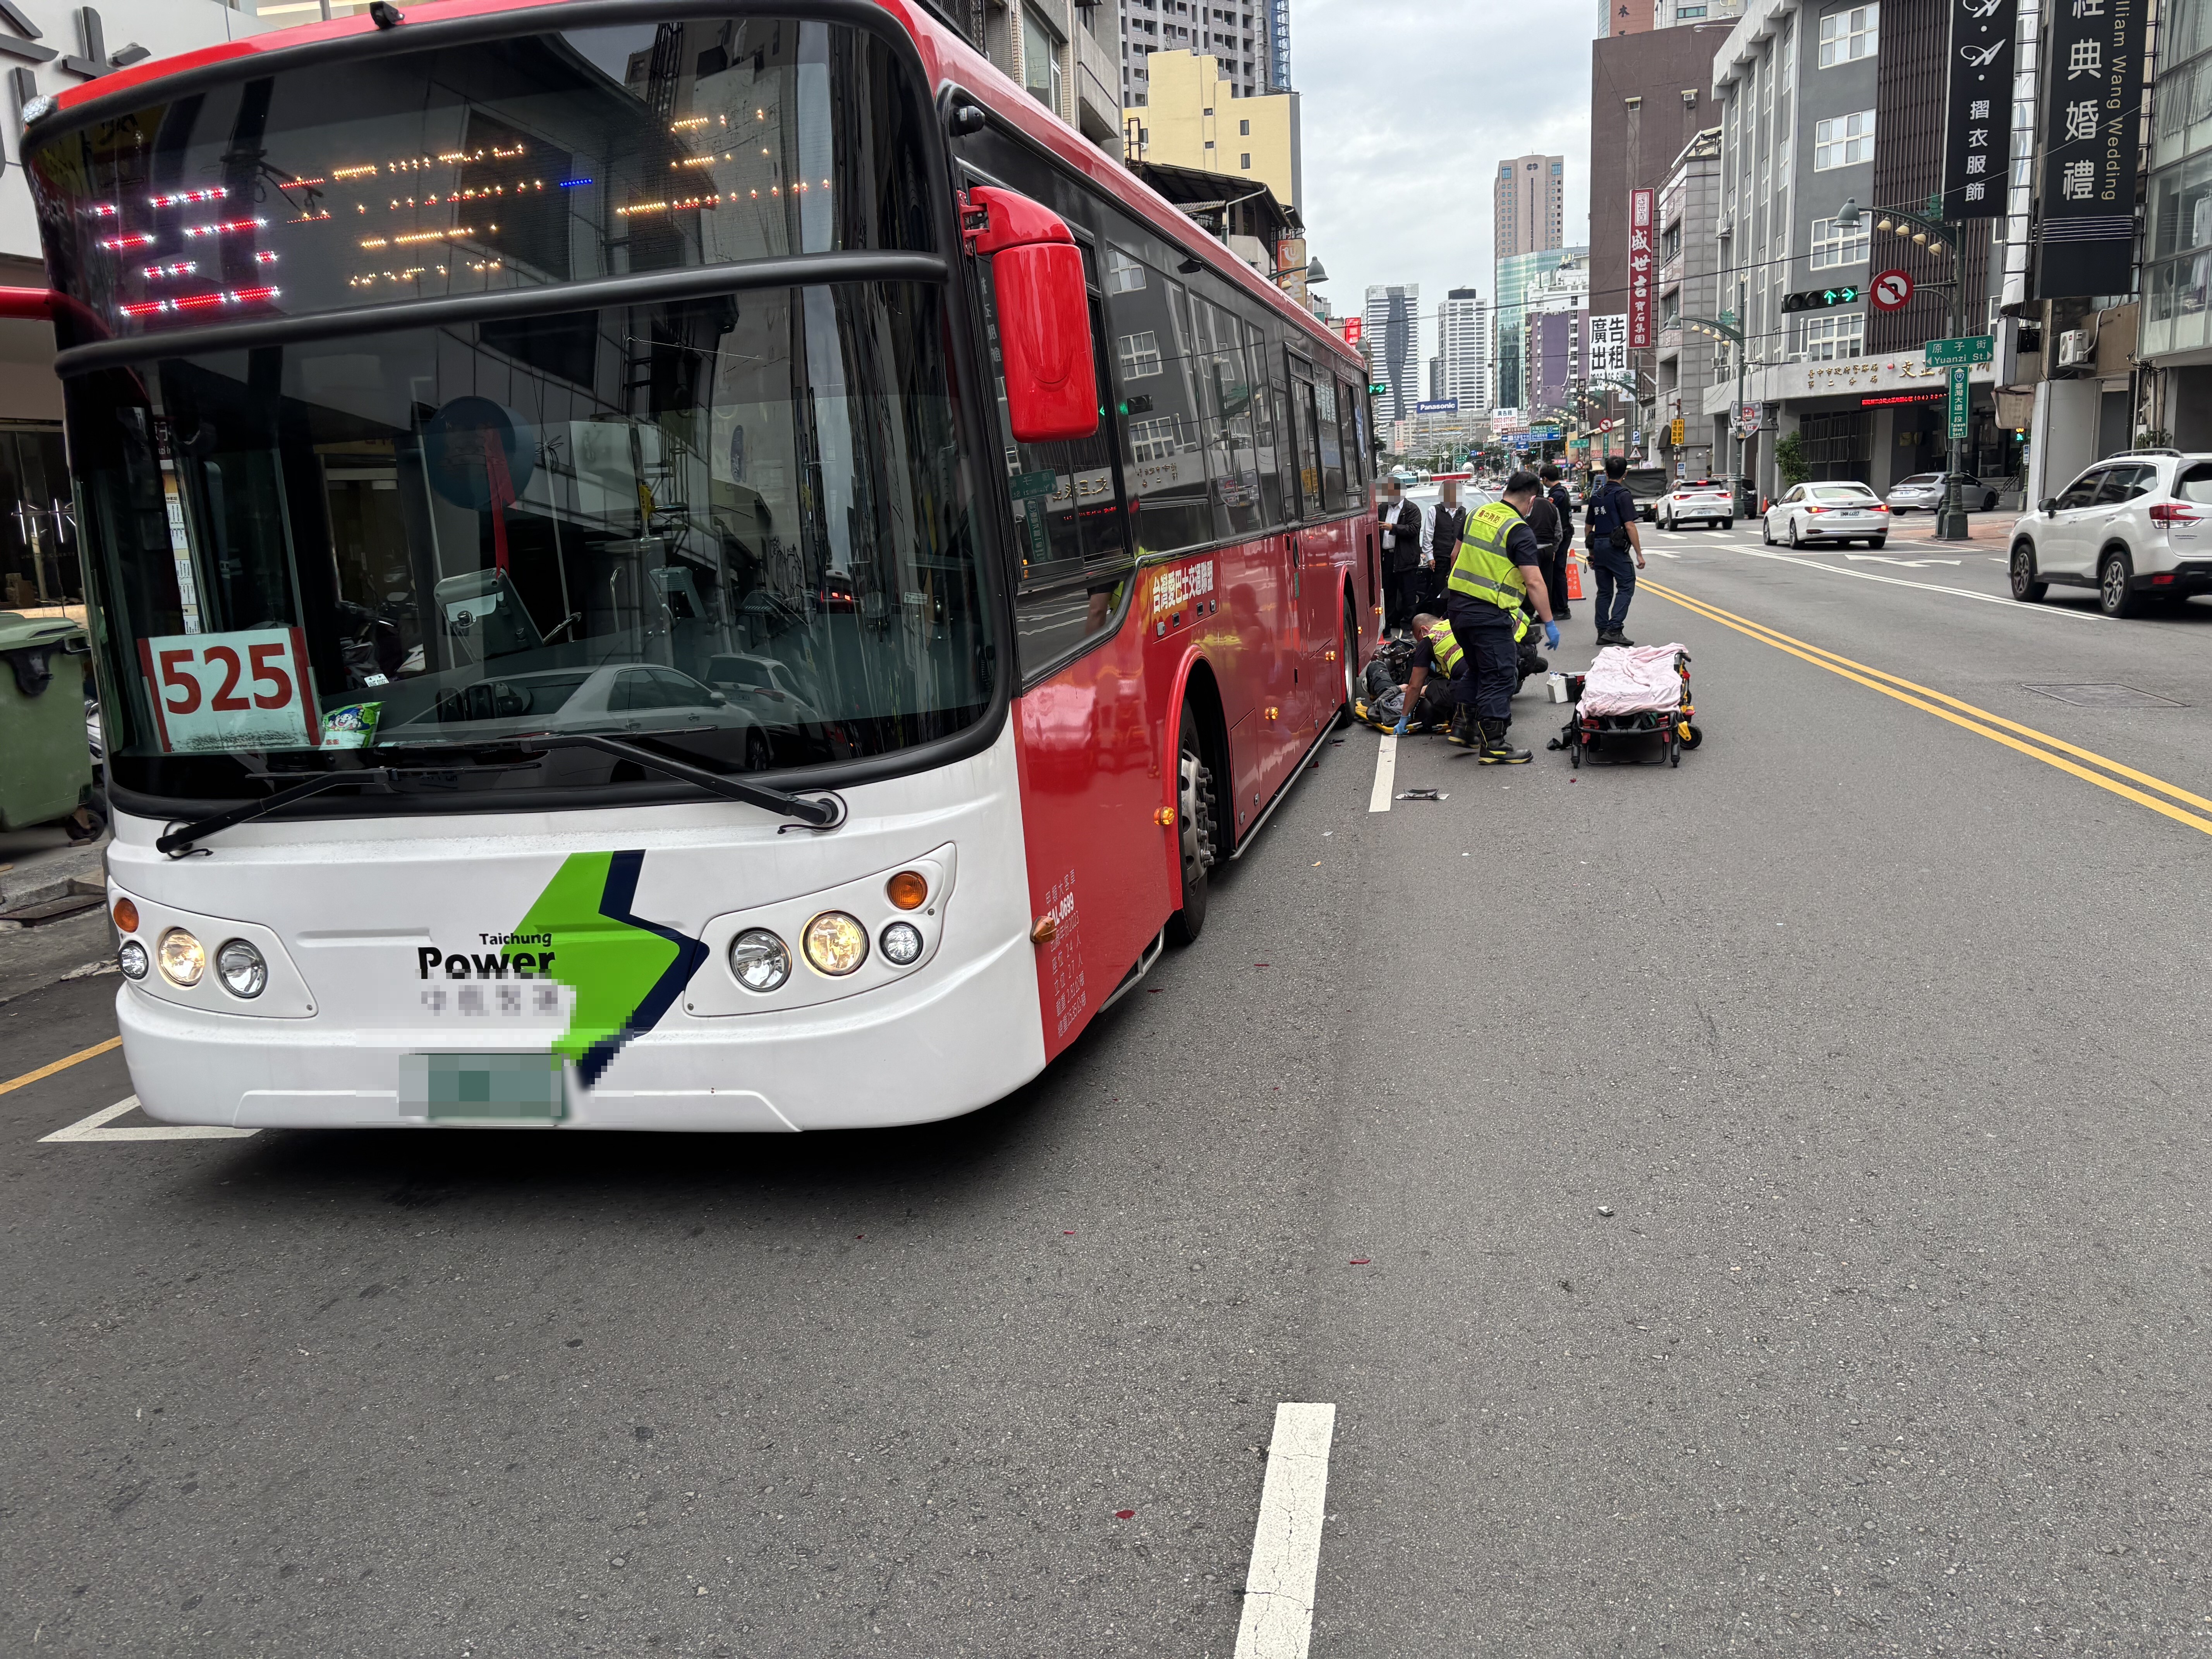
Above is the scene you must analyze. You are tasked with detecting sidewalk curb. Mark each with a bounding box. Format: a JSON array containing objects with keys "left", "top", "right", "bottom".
[{"left": 0, "top": 837, "right": 108, "bottom": 919}]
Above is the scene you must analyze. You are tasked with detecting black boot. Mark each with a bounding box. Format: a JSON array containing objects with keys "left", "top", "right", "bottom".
[
  {"left": 1477, "top": 720, "right": 1531, "bottom": 764},
  {"left": 1446, "top": 706, "right": 1477, "bottom": 747}
]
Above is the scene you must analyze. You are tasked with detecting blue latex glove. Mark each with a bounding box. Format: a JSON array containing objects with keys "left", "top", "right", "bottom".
[
  {"left": 1392, "top": 716, "right": 1408, "bottom": 737},
  {"left": 1543, "top": 621, "right": 1561, "bottom": 650}
]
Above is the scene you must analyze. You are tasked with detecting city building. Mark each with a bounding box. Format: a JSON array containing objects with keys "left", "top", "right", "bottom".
[
  {"left": 1119, "top": 3, "right": 1281, "bottom": 109},
  {"left": 978, "top": 0, "right": 1125, "bottom": 155},
  {"left": 1606, "top": 0, "right": 1747, "bottom": 35},
  {"left": 1364, "top": 285, "right": 1421, "bottom": 425},
  {"left": 1653, "top": 128, "right": 1726, "bottom": 477},
  {"left": 1494, "top": 153, "right": 1566, "bottom": 262},
  {"left": 1437, "top": 288, "right": 1492, "bottom": 414},
  {"left": 1707, "top": 0, "right": 2005, "bottom": 497},
  {"left": 1654, "top": 0, "right": 1747, "bottom": 28},
  {"left": 1123, "top": 49, "right": 1301, "bottom": 214},
  {"left": 0, "top": 0, "right": 269, "bottom": 614},
  {"left": 1588, "top": 20, "right": 1736, "bottom": 461},
  {"left": 1494, "top": 247, "right": 1587, "bottom": 411}
]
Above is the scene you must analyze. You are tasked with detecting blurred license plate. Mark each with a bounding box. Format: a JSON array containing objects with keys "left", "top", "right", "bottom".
[{"left": 400, "top": 1053, "right": 565, "bottom": 1122}]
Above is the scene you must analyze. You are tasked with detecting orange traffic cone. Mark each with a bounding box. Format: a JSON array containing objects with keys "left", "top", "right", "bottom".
[{"left": 1566, "top": 561, "right": 1585, "bottom": 601}]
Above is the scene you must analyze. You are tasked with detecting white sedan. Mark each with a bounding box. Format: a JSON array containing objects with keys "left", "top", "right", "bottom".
[
  {"left": 1762, "top": 482, "right": 1893, "bottom": 549},
  {"left": 1656, "top": 479, "right": 1735, "bottom": 530}
]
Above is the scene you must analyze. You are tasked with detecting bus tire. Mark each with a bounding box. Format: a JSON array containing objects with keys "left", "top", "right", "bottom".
[{"left": 1166, "top": 701, "right": 1218, "bottom": 946}]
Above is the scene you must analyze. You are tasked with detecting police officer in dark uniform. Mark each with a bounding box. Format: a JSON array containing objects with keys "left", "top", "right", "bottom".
[
  {"left": 1440, "top": 470, "right": 1559, "bottom": 763},
  {"left": 1583, "top": 453, "right": 1649, "bottom": 646}
]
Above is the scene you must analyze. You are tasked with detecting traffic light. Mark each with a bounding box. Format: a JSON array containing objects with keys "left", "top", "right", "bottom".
[
  {"left": 1367, "top": 382, "right": 1388, "bottom": 396},
  {"left": 1781, "top": 286, "right": 1862, "bottom": 313}
]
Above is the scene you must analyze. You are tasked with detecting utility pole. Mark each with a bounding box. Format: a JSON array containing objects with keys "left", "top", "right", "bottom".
[{"left": 1683, "top": 287, "right": 1754, "bottom": 518}]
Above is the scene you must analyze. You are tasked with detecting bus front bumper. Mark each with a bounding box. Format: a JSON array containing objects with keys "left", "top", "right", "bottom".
[{"left": 115, "top": 928, "right": 1047, "bottom": 1133}]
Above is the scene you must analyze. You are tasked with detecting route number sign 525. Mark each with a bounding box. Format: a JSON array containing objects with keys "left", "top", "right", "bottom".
[{"left": 137, "top": 627, "right": 321, "bottom": 752}]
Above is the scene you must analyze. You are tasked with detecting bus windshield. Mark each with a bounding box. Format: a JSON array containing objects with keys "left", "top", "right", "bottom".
[{"left": 31, "top": 17, "right": 997, "bottom": 808}]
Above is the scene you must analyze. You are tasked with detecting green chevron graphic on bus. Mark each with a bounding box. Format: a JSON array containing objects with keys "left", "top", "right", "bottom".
[{"left": 512, "top": 850, "right": 708, "bottom": 1087}]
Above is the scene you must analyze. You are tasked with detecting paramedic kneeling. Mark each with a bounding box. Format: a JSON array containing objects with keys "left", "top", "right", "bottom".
[
  {"left": 1390, "top": 613, "right": 1465, "bottom": 736},
  {"left": 1442, "top": 471, "right": 1559, "bottom": 764}
]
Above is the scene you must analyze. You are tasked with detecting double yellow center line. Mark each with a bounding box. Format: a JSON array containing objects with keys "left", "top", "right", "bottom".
[{"left": 1644, "top": 578, "right": 2212, "bottom": 838}]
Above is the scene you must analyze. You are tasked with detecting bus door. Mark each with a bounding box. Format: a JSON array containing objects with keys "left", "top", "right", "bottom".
[
  {"left": 1286, "top": 355, "right": 1337, "bottom": 738},
  {"left": 1300, "top": 373, "right": 1360, "bottom": 723}
]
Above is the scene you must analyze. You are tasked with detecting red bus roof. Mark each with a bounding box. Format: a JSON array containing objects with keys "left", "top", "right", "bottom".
[{"left": 49, "top": 0, "right": 1360, "bottom": 369}]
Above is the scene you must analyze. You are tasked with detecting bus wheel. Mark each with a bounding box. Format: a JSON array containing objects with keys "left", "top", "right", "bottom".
[
  {"left": 1166, "top": 704, "right": 1218, "bottom": 946},
  {"left": 1333, "top": 606, "right": 1358, "bottom": 728}
]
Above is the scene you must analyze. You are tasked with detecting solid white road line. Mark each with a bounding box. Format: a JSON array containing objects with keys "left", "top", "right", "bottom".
[
  {"left": 41, "top": 1096, "right": 259, "bottom": 1143},
  {"left": 1368, "top": 733, "right": 1397, "bottom": 813},
  {"left": 1233, "top": 1401, "right": 1338, "bottom": 1659},
  {"left": 1725, "top": 545, "right": 2107, "bottom": 619}
]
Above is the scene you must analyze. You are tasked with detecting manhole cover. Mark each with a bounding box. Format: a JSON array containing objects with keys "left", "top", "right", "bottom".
[{"left": 2021, "top": 683, "right": 2186, "bottom": 708}]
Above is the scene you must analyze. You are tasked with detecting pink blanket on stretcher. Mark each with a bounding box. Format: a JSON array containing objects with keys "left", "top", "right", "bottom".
[{"left": 1577, "top": 644, "right": 1689, "bottom": 716}]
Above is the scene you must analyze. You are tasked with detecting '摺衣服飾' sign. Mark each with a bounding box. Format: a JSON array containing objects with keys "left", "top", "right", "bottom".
[
  {"left": 1925, "top": 334, "right": 1995, "bottom": 366},
  {"left": 1940, "top": 0, "right": 2014, "bottom": 220},
  {"left": 1628, "top": 191, "right": 1654, "bottom": 349},
  {"left": 2037, "top": 0, "right": 2147, "bottom": 298}
]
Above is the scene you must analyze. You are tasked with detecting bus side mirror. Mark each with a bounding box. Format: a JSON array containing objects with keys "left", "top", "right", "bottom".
[{"left": 965, "top": 186, "right": 1098, "bottom": 443}]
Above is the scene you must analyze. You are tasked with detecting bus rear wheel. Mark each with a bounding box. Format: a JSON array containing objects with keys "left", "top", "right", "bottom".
[{"left": 1166, "top": 704, "right": 1218, "bottom": 946}]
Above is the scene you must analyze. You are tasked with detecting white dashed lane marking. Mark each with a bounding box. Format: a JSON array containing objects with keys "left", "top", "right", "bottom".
[
  {"left": 1233, "top": 1402, "right": 1338, "bottom": 1659},
  {"left": 41, "top": 1096, "right": 259, "bottom": 1143},
  {"left": 1368, "top": 732, "right": 1396, "bottom": 812}
]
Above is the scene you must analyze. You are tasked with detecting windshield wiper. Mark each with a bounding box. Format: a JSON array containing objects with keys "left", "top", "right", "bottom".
[
  {"left": 157, "top": 766, "right": 399, "bottom": 857},
  {"left": 153, "top": 731, "right": 842, "bottom": 858},
  {"left": 521, "top": 732, "right": 845, "bottom": 830}
]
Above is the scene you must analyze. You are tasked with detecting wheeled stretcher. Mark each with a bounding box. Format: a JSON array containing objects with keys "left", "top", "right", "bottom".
[{"left": 1548, "top": 643, "right": 1702, "bottom": 768}]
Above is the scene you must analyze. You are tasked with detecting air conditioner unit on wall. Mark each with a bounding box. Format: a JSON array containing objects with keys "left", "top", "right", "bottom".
[{"left": 2057, "top": 329, "right": 2092, "bottom": 367}]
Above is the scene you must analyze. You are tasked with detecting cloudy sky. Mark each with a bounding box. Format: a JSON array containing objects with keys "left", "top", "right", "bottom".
[{"left": 1291, "top": 0, "right": 1595, "bottom": 354}]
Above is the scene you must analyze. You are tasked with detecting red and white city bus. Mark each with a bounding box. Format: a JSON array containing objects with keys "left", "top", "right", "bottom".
[{"left": 22, "top": 0, "right": 1379, "bottom": 1131}]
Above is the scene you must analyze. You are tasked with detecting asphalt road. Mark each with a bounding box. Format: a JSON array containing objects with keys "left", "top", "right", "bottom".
[{"left": 6, "top": 523, "right": 2212, "bottom": 1657}]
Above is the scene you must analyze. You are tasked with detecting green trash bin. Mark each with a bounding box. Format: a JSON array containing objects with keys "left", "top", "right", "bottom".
[{"left": 0, "top": 611, "right": 96, "bottom": 832}]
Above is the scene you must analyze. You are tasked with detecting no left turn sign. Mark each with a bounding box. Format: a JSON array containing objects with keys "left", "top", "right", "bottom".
[{"left": 1872, "top": 269, "right": 1914, "bottom": 311}]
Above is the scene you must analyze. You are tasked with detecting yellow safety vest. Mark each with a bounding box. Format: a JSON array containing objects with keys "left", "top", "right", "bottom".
[
  {"left": 1425, "top": 625, "right": 1464, "bottom": 677},
  {"left": 1448, "top": 501, "right": 1531, "bottom": 615}
]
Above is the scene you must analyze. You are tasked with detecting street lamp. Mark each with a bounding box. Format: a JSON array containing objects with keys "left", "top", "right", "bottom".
[
  {"left": 1837, "top": 197, "right": 1966, "bottom": 538},
  {"left": 1683, "top": 296, "right": 1757, "bottom": 518}
]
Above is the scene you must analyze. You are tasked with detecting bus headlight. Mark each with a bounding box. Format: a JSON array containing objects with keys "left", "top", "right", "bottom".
[
  {"left": 117, "top": 938, "right": 149, "bottom": 980},
  {"left": 157, "top": 927, "right": 205, "bottom": 986},
  {"left": 802, "top": 911, "right": 868, "bottom": 975},
  {"left": 879, "top": 921, "right": 923, "bottom": 966},
  {"left": 728, "top": 928, "right": 791, "bottom": 993},
  {"left": 216, "top": 939, "right": 268, "bottom": 999}
]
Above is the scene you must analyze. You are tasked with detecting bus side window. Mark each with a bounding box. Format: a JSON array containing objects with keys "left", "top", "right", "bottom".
[
  {"left": 1334, "top": 379, "right": 1364, "bottom": 500},
  {"left": 1103, "top": 244, "right": 1214, "bottom": 555},
  {"left": 1288, "top": 364, "right": 1321, "bottom": 519},
  {"left": 1247, "top": 321, "right": 1287, "bottom": 527},
  {"left": 1197, "top": 297, "right": 1264, "bottom": 539},
  {"left": 1313, "top": 377, "right": 1346, "bottom": 512},
  {"left": 979, "top": 237, "right": 1135, "bottom": 681}
]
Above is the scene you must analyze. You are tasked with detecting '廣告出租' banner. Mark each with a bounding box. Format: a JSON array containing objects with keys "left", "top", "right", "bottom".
[
  {"left": 1628, "top": 191, "right": 1654, "bottom": 348},
  {"left": 1939, "top": 0, "right": 2014, "bottom": 219},
  {"left": 2036, "top": 0, "right": 2146, "bottom": 298}
]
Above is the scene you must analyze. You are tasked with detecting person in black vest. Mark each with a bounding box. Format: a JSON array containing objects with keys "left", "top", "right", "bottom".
[
  {"left": 1379, "top": 477, "right": 1424, "bottom": 635},
  {"left": 1583, "top": 453, "right": 1648, "bottom": 646},
  {"left": 1540, "top": 464, "right": 1575, "bottom": 620},
  {"left": 1426, "top": 479, "right": 1468, "bottom": 612}
]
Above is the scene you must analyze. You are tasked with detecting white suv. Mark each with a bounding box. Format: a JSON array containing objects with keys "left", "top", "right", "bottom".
[
  {"left": 2009, "top": 450, "right": 2212, "bottom": 617},
  {"left": 1655, "top": 479, "right": 1735, "bottom": 530}
]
